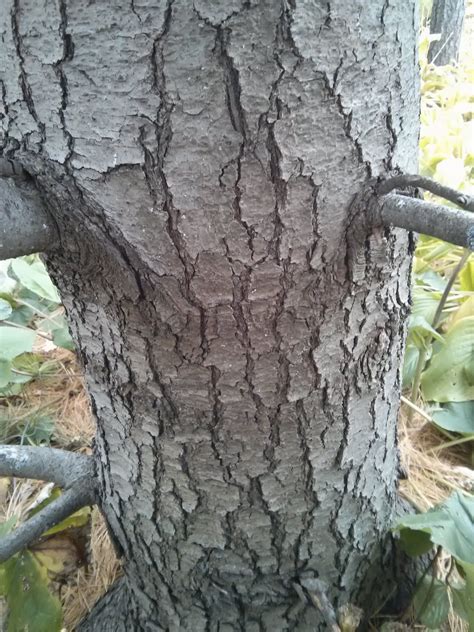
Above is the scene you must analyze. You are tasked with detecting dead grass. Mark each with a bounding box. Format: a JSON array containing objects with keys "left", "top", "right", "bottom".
[
  {"left": 398, "top": 401, "right": 473, "bottom": 632},
  {"left": 0, "top": 348, "right": 121, "bottom": 631},
  {"left": 1, "top": 348, "right": 472, "bottom": 630}
]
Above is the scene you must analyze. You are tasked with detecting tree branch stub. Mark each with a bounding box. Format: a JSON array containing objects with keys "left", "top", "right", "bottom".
[
  {"left": 0, "top": 176, "right": 59, "bottom": 260},
  {"left": 375, "top": 175, "right": 474, "bottom": 249}
]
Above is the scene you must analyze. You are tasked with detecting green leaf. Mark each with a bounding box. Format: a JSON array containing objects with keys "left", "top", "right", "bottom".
[
  {"left": 394, "top": 492, "right": 474, "bottom": 564},
  {"left": 418, "top": 270, "right": 447, "bottom": 292},
  {"left": 431, "top": 401, "right": 474, "bottom": 435},
  {"left": 408, "top": 315, "right": 444, "bottom": 343},
  {"left": 0, "top": 326, "right": 36, "bottom": 361},
  {"left": 410, "top": 287, "right": 441, "bottom": 324},
  {"left": 460, "top": 259, "right": 474, "bottom": 292},
  {"left": 452, "top": 563, "right": 474, "bottom": 628},
  {"left": 9, "top": 259, "right": 60, "bottom": 303},
  {"left": 397, "top": 528, "right": 433, "bottom": 557},
  {"left": 413, "top": 575, "right": 450, "bottom": 629},
  {"left": 402, "top": 345, "right": 420, "bottom": 389},
  {"left": 0, "top": 298, "right": 13, "bottom": 321},
  {"left": 0, "top": 359, "right": 13, "bottom": 388},
  {"left": 421, "top": 317, "right": 474, "bottom": 402},
  {"left": 44, "top": 505, "right": 91, "bottom": 537},
  {"left": 2, "top": 550, "right": 62, "bottom": 632},
  {"left": 52, "top": 325, "right": 74, "bottom": 351}
]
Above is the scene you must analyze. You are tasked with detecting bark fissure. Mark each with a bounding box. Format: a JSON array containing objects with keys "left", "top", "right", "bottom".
[{"left": 1, "top": 0, "right": 421, "bottom": 628}]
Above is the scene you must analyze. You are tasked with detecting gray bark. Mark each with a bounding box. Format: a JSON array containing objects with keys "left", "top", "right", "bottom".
[
  {"left": 0, "top": 1, "right": 420, "bottom": 630},
  {"left": 0, "top": 176, "right": 58, "bottom": 259},
  {"left": 428, "top": 0, "right": 466, "bottom": 65}
]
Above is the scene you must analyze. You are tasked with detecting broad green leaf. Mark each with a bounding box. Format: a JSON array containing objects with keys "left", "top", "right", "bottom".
[
  {"left": 52, "top": 325, "right": 74, "bottom": 351},
  {"left": 0, "top": 359, "right": 13, "bottom": 388},
  {"left": 452, "top": 563, "right": 474, "bottom": 628},
  {"left": 431, "top": 402, "right": 474, "bottom": 435},
  {"left": 410, "top": 287, "right": 441, "bottom": 324},
  {"left": 0, "top": 326, "right": 36, "bottom": 361},
  {"left": 402, "top": 345, "right": 420, "bottom": 389},
  {"left": 0, "top": 298, "right": 12, "bottom": 321},
  {"left": 413, "top": 576, "right": 450, "bottom": 629},
  {"left": 396, "top": 528, "right": 433, "bottom": 557},
  {"left": 417, "top": 270, "right": 447, "bottom": 292},
  {"left": 2, "top": 550, "right": 62, "bottom": 632},
  {"left": 0, "top": 383, "right": 24, "bottom": 397},
  {"left": 0, "top": 518, "right": 17, "bottom": 596},
  {"left": 394, "top": 492, "right": 474, "bottom": 564},
  {"left": 421, "top": 317, "right": 474, "bottom": 402},
  {"left": 9, "top": 259, "right": 60, "bottom": 303},
  {"left": 43, "top": 505, "right": 91, "bottom": 537},
  {"left": 460, "top": 259, "right": 474, "bottom": 292},
  {"left": 451, "top": 296, "right": 474, "bottom": 327},
  {"left": 0, "top": 517, "right": 16, "bottom": 538},
  {"left": 408, "top": 315, "right": 444, "bottom": 344}
]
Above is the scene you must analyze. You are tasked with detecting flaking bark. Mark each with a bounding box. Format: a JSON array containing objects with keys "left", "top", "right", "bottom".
[{"left": 1, "top": 1, "right": 420, "bottom": 629}]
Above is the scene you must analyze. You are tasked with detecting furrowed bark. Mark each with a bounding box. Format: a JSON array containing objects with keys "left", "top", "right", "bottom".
[
  {"left": 0, "top": 446, "right": 97, "bottom": 561},
  {"left": 0, "top": 176, "right": 58, "bottom": 259},
  {"left": 428, "top": 0, "right": 465, "bottom": 65},
  {"left": 78, "top": 578, "right": 137, "bottom": 632},
  {"left": 1, "top": 1, "right": 421, "bottom": 628}
]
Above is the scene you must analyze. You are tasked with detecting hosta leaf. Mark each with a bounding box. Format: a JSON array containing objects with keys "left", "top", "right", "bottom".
[
  {"left": 451, "top": 296, "right": 474, "bottom": 326},
  {"left": 421, "top": 316, "right": 474, "bottom": 402},
  {"left": 408, "top": 315, "right": 444, "bottom": 343},
  {"left": 0, "top": 359, "right": 13, "bottom": 388},
  {"left": 9, "top": 259, "right": 60, "bottom": 303},
  {"left": 2, "top": 550, "right": 62, "bottom": 632},
  {"left": 410, "top": 287, "right": 441, "bottom": 324},
  {"left": 460, "top": 259, "right": 474, "bottom": 292},
  {"left": 431, "top": 401, "right": 474, "bottom": 434},
  {"left": 0, "top": 326, "right": 36, "bottom": 361},
  {"left": 413, "top": 576, "right": 450, "bottom": 629},
  {"left": 0, "top": 298, "right": 12, "bottom": 321},
  {"left": 394, "top": 492, "right": 474, "bottom": 564},
  {"left": 402, "top": 345, "right": 420, "bottom": 389},
  {"left": 52, "top": 325, "right": 74, "bottom": 351},
  {"left": 418, "top": 270, "right": 447, "bottom": 292},
  {"left": 452, "top": 563, "right": 474, "bottom": 628}
]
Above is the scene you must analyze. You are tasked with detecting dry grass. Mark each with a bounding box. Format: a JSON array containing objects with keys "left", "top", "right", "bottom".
[
  {"left": 398, "top": 401, "right": 473, "bottom": 632},
  {"left": 399, "top": 401, "right": 474, "bottom": 510},
  {"left": 0, "top": 348, "right": 121, "bottom": 631},
  {"left": 1, "top": 348, "right": 472, "bottom": 630}
]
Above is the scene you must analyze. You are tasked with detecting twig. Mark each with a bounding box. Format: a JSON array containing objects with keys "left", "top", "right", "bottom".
[
  {"left": 296, "top": 577, "right": 341, "bottom": 631},
  {"left": 0, "top": 445, "right": 98, "bottom": 561},
  {"left": 377, "top": 174, "right": 474, "bottom": 212},
  {"left": 0, "top": 176, "right": 58, "bottom": 260},
  {"left": 0, "top": 484, "right": 95, "bottom": 563},
  {"left": 428, "top": 434, "right": 474, "bottom": 453},
  {"left": 378, "top": 194, "right": 474, "bottom": 249},
  {"left": 0, "top": 445, "right": 95, "bottom": 489},
  {"left": 400, "top": 395, "right": 434, "bottom": 423}
]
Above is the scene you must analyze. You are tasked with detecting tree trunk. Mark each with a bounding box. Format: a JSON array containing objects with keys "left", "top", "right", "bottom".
[
  {"left": 428, "top": 0, "right": 466, "bottom": 65},
  {"left": 0, "top": 1, "right": 420, "bottom": 629}
]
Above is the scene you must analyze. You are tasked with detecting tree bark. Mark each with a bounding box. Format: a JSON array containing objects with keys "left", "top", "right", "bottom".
[
  {"left": 428, "top": 0, "right": 466, "bottom": 65},
  {"left": 0, "top": 1, "right": 420, "bottom": 630}
]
